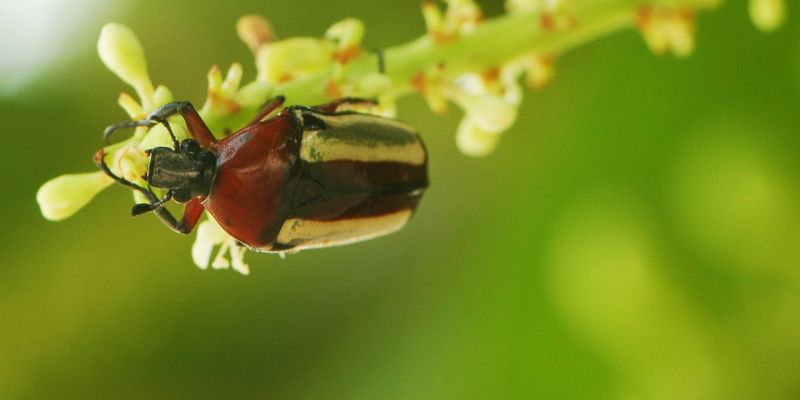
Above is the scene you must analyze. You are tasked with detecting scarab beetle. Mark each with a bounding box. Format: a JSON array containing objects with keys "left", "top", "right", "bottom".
[{"left": 95, "top": 97, "right": 428, "bottom": 252}]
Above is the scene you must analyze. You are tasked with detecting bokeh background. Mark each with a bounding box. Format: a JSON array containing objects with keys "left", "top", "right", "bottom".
[{"left": 1, "top": 0, "right": 799, "bottom": 398}]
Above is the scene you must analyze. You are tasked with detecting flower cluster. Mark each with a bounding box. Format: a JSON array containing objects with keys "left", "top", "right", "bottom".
[{"left": 36, "top": 0, "right": 780, "bottom": 273}]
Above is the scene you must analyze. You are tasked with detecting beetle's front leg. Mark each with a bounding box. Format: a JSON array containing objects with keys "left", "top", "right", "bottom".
[
  {"left": 145, "top": 101, "right": 218, "bottom": 149},
  {"left": 152, "top": 198, "right": 205, "bottom": 235},
  {"left": 247, "top": 96, "right": 286, "bottom": 125}
]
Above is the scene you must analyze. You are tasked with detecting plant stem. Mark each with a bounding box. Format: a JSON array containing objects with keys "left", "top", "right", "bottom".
[{"left": 267, "top": 0, "right": 721, "bottom": 107}]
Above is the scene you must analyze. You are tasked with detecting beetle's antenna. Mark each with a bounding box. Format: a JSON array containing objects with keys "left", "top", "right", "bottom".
[{"left": 158, "top": 119, "right": 181, "bottom": 150}]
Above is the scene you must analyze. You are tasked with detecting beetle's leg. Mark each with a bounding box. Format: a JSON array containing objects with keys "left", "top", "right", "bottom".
[
  {"left": 247, "top": 96, "right": 286, "bottom": 125},
  {"left": 103, "top": 120, "right": 158, "bottom": 144},
  {"left": 146, "top": 101, "right": 218, "bottom": 148},
  {"left": 131, "top": 190, "right": 173, "bottom": 216},
  {"left": 151, "top": 198, "right": 205, "bottom": 235},
  {"left": 311, "top": 97, "right": 378, "bottom": 114}
]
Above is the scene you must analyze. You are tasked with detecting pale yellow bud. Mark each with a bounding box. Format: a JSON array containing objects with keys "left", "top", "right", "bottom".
[
  {"left": 456, "top": 117, "right": 501, "bottom": 156},
  {"left": 422, "top": 1, "right": 445, "bottom": 33},
  {"left": 98, "top": 24, "right": 154, "bottom": 104},
  {"left": 255, "top": 38, "right": 335, "bottom": 84},
  {"left": 237, "top": 15, "right": 275, "bottom": 55},
  {"left": 207, "top": 65, "right": 223, "bottom": 94},
  {"left": 37, "top": 171, "right": 113, "bottom": 221},
  {"left": 325, "top": 18, "right": 365, "bottom": 53},
  {"left": 221, "top": 63, "right": 243, "bottom": 97},
  {"left": 235, "top": 81, "right": 274, "bottom": 108},
  {"left": 638, "top": 8, "right": 696, "bottom": 58},
  {"left": 117, "top": 92, "right": 144, "bottom": 119},
  {"left": 152, "top": 85, "right": 174, "bottom": 109},
  {"left": 749, "top": 0, "right": 786, "bottom": 32}
]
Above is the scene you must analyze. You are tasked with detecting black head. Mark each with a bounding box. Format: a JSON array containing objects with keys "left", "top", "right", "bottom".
[{"left": 147, "top": 139, "right": 217, "bottom": 203}]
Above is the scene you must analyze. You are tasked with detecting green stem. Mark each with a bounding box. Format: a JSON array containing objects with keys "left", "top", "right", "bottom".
[{"left": 267, "top": 0, "right": 721, "bottom": 106}]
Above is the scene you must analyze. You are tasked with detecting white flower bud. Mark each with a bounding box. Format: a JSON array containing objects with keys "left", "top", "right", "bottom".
[
  {"left": 192, "top": 219, "right": 228, "bottom": 269},
  {"left": 37, "top": 171, "right": 113, "bottom": 221},
  {"left": 192, "top": 219, "right": 250, "bottom": 274},
  {"left": 230, "top": 246, "right": 250, "bottom": 275}
]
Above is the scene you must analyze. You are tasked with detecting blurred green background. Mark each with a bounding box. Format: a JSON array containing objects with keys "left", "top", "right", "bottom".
[{"left": 1, "top": 0, "right": 799, "bottom": 398}]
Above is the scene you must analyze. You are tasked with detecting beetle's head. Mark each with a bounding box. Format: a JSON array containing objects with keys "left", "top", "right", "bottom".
[{"left": 147, "top": 139, "right": 217, "bottom": 203}]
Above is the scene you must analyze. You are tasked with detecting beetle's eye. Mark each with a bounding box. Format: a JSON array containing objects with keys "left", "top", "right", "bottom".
[{"left": 180, "top": 139, "right": 200, "bottom": 154}]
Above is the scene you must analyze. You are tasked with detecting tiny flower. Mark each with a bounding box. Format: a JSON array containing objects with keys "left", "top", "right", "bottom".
[
  {"left": 505, "top": 0, "right": 538, "bottom": 13},
  {"left": 237, "top": 15, "right": 276, "bottom": 55},
  {"left": 446, "top": 72, "right": 521, "bottom": 156},
  {"left": 456, "top": 117, "right": 501, "bottom": 156},
  {"left": 97, "top": 23, "right": 156, "bottom": 110},
  {"left": 423, "top": 0, "right": 483, "bottom": 43},
  {"left": 517, "top": 55, "right": 555, "bottom": 88},
  {"left": 637, "top": 7, "right": 696, "bottom": 58},
  {"left": 192, "top": 219, "right": 250, "bottom": 275},
  {"left": 117, "top": 92, "right": 145, "bottom": 120},
  {"left": 234, "top": 81, "right": 274, "bottom": 108},
  {"left": 152, "top": 85, "right": 174, "bottom": 109},
  {"left": 449, "top": 73, "right": 519, "bottom": 133},
  {"left": 37, "top": 171, "right": 113, "bottom": 221},
  {"left": 749, "top": 0, "right": 786, "bottom": 32},
  {"left": 255, "top": 38, "right": 335, "bottom": 84},
  {"left": 111, "top": 143, "right": 149, "bottom": 183},
  {"left": 411, "top": 66, "right": 449, "bottom": 115},
  {"left": 325, "top": 18, "right": 365, "bottom": 64}
]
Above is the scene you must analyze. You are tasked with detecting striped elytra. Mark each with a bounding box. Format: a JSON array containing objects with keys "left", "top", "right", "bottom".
[{"left": 204, "top": 105, "right": 428, "bottom": 252}]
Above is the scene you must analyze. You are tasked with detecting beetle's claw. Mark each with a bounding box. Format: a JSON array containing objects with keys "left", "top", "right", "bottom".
[{"left": 131, "top": 203, "right": 154, "bottom": 217}]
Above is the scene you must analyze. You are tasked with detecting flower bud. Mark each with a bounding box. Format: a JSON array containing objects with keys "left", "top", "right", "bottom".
[
  {"left": 98, "top": 24, "right": 154, "bottom": 103},
  {"left": 255, "top": 38, "right": 334, "bottom": 84},
  {"left": 152, "top": 85, "right": 174, "bottom": 109},
  {"left": 326, "top": 18, "right": 365, "bottom": 63},
  {"left": 237, "top": 15, "right": 275, "bottom": 55},
  {"left": 638, "top": 7, "right": 696, "bottom": 58},
  {"left": 456, "top": 117, "right": 501, "bottom": 156},
  {"left": 118, "top": 92, "right": 144, "bottom": 119},
  {"left": 749, "top": 0, "right": 786, "bottom": 32},
  {"left": 192, "top": 219, "right": 228, "bottom": 269},
  {"left": 192, "top": 219, "right": 250, "bottom": 274},
  {"left": 235, "top": 81, "right": 274, "bottom": 108},
  {"left": 37, "top": 171, "right": 113, "bottom": 221}
]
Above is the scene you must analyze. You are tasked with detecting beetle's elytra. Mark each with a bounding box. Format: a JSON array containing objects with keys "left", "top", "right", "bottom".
[{"left": 96, "top": 97, "right": 428, "bottom": 252}]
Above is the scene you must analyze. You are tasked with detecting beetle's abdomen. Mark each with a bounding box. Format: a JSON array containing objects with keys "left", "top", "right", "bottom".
[{"left": 273, "top": 110, "right": 428, "bottom": 251}]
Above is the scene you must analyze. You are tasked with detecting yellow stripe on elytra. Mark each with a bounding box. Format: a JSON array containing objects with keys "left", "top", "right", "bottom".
[
  {"left": 299, "top": 113, "right": 426, "bottom": 165},
  {"left": 301, "top": 134, "right": 425, "bottom": 165},
  {"left": 276, "top": 209, "right": 413, "bottom": 249}
]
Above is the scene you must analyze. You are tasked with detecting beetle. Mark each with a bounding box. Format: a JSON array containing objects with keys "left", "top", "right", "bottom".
[{"left": 95, "top": 96, "right": 428, "bottom": 252}]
